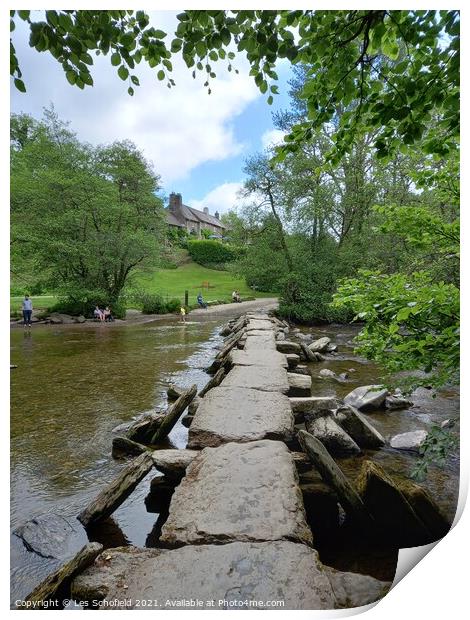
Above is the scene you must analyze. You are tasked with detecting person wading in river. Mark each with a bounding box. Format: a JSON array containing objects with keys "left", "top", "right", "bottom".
[{"left": 22, "top": 295, "right": 33, "bottom": 327}]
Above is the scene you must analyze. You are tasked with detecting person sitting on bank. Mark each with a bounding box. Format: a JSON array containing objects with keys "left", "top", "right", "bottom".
[
  {"left": 22, "top": 294, "right": 33, "bottom": 327},
  {"left": 232, "top": 290, "right": 238, "bottom": 303},
  {"left": 93, "top": 305, "right": 104, "bottom": 321},
  {"left": 103, "top": 306, "right": 114, "bottom": 322},
  {"left": 197, "top": 293, "right": 207, "bottom": 309}
]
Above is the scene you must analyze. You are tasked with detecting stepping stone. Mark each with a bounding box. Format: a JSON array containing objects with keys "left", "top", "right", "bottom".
[
  {"left": 151, "top": 449, "right": 199, "bottom": 478},
  {"left": 160, "top": 440, "right": 313, "bottom": 546},
  {"left": 71, "top": 541, "right": 336, "bottom": 610},
  {"left": 229, "top": 349, "right": 288, "bottom": 368},
  {"left": 220, "top": 365, "right": 289, "bottom": 393},
  {"left": 246, "top": 319, "right": 273, "bottom": 331},
  {"left": 187, "top": 387, "right": 294, "bottom": 448},
  {"left": 244, "top": 333, "right": 277, "bottom": 351},
  {"left": 276, "top": 341, "right": 301, "bottom": 354},
  {"left": 287, "top": 372, "right": 312, "bottom": 396}
]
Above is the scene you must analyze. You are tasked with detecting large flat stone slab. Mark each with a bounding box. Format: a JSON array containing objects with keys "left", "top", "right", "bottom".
[
  {"left": 71, "top": 542, "right": 336, "bottom": 609},
  {"left": 160, "top": 440, "right": 313, "bottom": 546},
  {"left": 246, "top": 319, "right": 274, "bottom": 331},
  {"left": 187, "top": 387, "right": 294, "bottom": 448},
  {"left": 244, "top": 332, "right": 277, "bottom": 351},
  {"left": 220, "top": 365, "right": 289, "bottom": 393},
  {"left": 229, "top": 348, "right": 288, "bottom": 368}
]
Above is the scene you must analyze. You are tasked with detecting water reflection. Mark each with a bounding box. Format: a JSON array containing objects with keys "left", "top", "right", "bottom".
[{"left": 10, "top": 318, "right": 222, "bottom": 603}]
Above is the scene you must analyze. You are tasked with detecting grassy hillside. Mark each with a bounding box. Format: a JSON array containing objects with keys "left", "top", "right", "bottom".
[{"left": 133, "top": 262, "right": 272, "bottom": 305}]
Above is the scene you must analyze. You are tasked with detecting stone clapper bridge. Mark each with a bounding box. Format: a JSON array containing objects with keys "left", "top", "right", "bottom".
[{"left": 25, "top": 312, "right": 391, "bottom": 610}]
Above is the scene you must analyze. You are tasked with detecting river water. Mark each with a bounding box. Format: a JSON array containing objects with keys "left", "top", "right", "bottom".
[{"left": 10, "top": 319, "right": 459, "bottom": 604}]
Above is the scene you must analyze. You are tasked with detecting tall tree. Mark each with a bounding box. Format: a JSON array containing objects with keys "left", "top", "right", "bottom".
[{"left": 11, "top": 110, "right": 165, "bottom": 304}]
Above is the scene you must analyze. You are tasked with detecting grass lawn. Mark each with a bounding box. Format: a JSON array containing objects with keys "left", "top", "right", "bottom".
[{"left": 134, "top": 262, "right": 273, "bottom": 305}]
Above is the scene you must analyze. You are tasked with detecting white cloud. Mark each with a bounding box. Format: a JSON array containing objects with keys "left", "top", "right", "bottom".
[
  {"left": 261, "top": 128, "right": 286, "bottom": 150},
  {"left": 10, "top": 12, "right": 260, "bottom": 185},
  {"left": 187, "top": 182, "right": 245, "bottom": 216}
]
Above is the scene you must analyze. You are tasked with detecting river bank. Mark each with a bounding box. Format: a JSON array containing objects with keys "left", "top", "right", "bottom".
[{"left": 10, "top": 297, "right": 279, "bottom": 329}]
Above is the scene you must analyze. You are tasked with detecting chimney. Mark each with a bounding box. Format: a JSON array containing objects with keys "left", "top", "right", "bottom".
[
  {"left": 169, "top": 192, "right": 183, "bottom": 213},
  {"left": 203, "top": 207, "right": 209, "bottom": 215},
  {"left": 215, "top": 211, "right": 220, "bottom": 220}
]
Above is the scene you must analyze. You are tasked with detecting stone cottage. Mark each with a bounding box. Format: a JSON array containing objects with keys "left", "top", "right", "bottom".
[{"left": 166, "top": 192, "right": 228, "bottom": 239}]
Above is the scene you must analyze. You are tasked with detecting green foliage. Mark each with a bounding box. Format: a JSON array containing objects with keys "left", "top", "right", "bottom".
[
  {"left": 187, "top": 239, "right": 242, "bottom": 266},
  {"left": 11, "top": 109, "right": 166, "bottom": 304},
  {"left": 167, "top": 225, "right": 189, "bottom": 247},
  {"left": 11, "top": 10, "right": 459, "bottom": 160},
  {"left": 333, "top": 270, "right": 459, "bottom": 390},
  {"left": 411, "top": 423, "right": 459, "bottom": 482},
  {"left": 139, "top": 293, "right": 168, "bottom": 314},
  {"left": 50, "top": 294, "right": 126, "bottom": 319},
  {"left": 201, "top": 228, "right": 213, "bottom": 239},
  {"left": 165, "top": 297, "right": 182, "bottom": 313}
]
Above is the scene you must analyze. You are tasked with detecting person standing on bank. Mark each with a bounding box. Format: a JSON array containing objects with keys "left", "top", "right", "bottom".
[{"left": 22, "top": 295, "right": 33, "bottom": 327}]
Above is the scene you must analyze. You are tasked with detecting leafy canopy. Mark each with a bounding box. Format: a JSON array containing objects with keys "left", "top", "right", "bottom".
[{"left": 11, "top": 10, "right": 459, "bottom": 158}]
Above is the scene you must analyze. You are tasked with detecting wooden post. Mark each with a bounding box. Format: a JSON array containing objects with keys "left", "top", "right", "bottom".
[
  {"left": 184, "top": 290, "right": 189, "bottom": 307},
  {"left": 198, "top": 367, "right": 226, "bottom": 398},
  {"left": 297, "top": 430, "right": 375, "bottom": 531},
  {"left": 150, "top": 384, "right": 197, "bottom": 443},
  {"left": 23, "top": 542, "right": 103, "bottom": 608},
  {"left": 78, "top": 453, "right": 154, "bottom": 527}
]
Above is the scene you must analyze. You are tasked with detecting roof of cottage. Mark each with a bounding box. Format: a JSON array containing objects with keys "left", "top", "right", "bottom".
[{"left": 166, "top": 203, "right": 227, "bottom": 229}]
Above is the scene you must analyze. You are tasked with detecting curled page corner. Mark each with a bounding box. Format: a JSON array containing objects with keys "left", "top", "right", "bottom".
[{"left": 391, "top": 540, "right": 439, "bottom": 588}]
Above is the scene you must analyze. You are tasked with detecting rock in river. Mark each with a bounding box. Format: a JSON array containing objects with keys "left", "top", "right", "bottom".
[
  {"left": 389, "top": 430, "right": 428, "bottom": 452},
  {"left": 14, "top": 513, "right": 82, "bottom": 560},
  {"left": 356, "top": 460, "right": 434, "bottom": 547},
  {"left": 304, "top": 410, "right": 361, "bottom": 457},
  {"left": 334, "top": 405, "right": 385, "bottom": 449},
  {"left": 319, "top": 368, "right": 336, "bottom": 378},
  {"left": 344, "top": 385, "right": 388, "bottom": 411},
  {"left": 385, "top": 392, "right": 414, "bottom": 410},
  {"left": 308, "top": 337, "right": 331, "bottom": 353}
]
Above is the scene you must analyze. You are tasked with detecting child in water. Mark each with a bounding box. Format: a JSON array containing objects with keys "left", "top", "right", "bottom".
[{"left": 180, "top": 306, "right": 186, "bottom": 323}]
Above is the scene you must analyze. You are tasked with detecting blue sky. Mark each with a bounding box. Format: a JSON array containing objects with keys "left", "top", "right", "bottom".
[{"left": 10, "top": 10, "right": 294, "bottom": 215}]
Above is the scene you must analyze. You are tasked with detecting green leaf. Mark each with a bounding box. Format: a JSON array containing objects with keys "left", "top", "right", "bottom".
[
  {"left": 171, "top": 38, "right": 183, "bottom": 52},
  {"left": 131, "top": 75, "right": 140, "bottom": 86},
  {"left": 65, "top": 71, "right": 77, "bottom": 86},
  {"left": 14, "top": 78, "right": 26, "bottom": 92},
  {"left": 118, "top": 65, "right": 129, "bottom": 80},
  {"left": 111, "top": 52, "right": 121, "bottom": 66},
  {"left": 128, "top": 86, "right": 134, "bottom": 96},
  {"left": 157, "top": 69, "right": 165, "bottom": 80}
]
